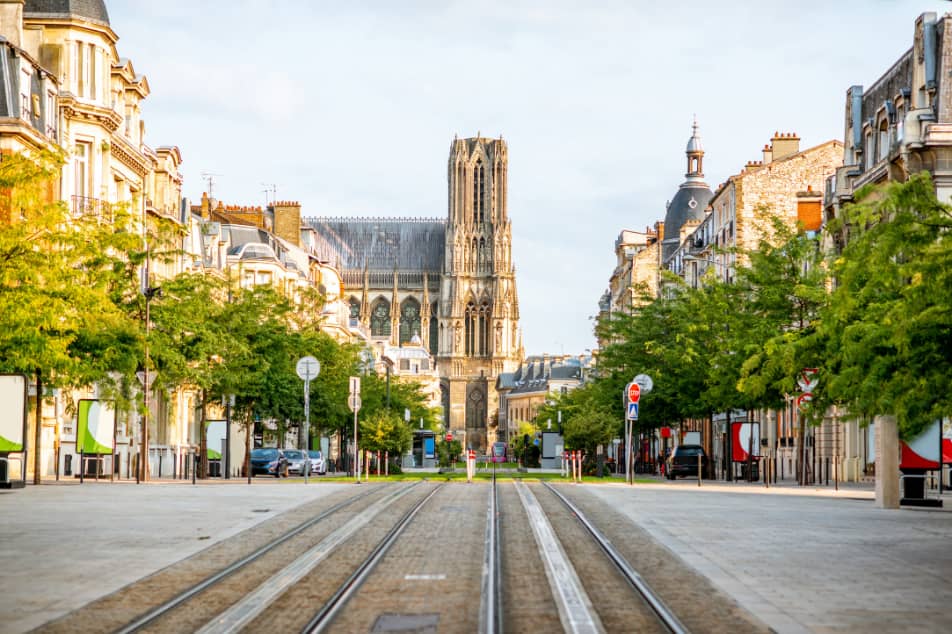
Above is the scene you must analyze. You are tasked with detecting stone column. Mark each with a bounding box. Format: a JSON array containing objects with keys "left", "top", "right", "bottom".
[{"left": 874, "top": 414, "right": 899, "bottom": 509}]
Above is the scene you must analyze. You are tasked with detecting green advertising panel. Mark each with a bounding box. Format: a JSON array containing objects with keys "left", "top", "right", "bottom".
[
  {"left": 0, "top": 375, "right": 27, "bottom": 452},
  {"left": 77, "top": 400, "right": 116, "bottom": 455}
]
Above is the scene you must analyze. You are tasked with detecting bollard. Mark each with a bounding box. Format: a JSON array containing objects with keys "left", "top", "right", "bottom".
[
  {"left": 376, "top": 450, "right": 381, "bottom": 477},
  {"left": 698, "top": 452, "right": 702, "bottom": 487},
  {"left": 385, "top": 450, "right": 389, "bottom": 476}
]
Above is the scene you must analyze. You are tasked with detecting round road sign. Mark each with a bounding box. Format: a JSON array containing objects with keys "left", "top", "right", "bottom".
[
  {"left": 347, "top": 394, "right": 362, "bottom": 413},
  {"left": 634, "top": 374, "right": 653, "bottom": 393},
  {"left": 627, "top": 382, "right": 641, "bottom": 404},
  {"left": 296, "top": 356, "right": 321, "bottom": 381}
]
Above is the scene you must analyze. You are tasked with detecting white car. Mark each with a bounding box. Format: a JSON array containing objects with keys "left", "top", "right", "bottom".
[{"left": 307, "top": 450, "right": 327, "bottom": 475}]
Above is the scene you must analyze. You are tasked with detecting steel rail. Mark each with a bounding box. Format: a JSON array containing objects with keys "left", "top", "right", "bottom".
[
  {"left": 478, "top": 466, "right": 503, "bottom": 633},
  {"left": 541, "top": 482, "right": 690, "bottom": 634},
  {"left": 114, "top": 483, "right": 394, "bottom": 634},
  {"left": 302, "top": 483, "right": 444, "bottom": 633}
]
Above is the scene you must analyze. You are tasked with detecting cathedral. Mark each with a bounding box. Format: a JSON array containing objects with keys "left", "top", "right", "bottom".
[{"left": 309, "top": 135, "right": 524, "bottom": 451}]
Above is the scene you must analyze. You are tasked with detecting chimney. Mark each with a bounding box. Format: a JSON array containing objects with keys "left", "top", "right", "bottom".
[
  {"left": 770, "top": 131, "right": 801, "bottom": 161},
  {"left": 762, "top": 144, "right": 773, "bottom": 164},
  {"left": 0, "top": 1, "right": 24, "bottom": 49},
  {"left": 200, "top": 191, "right": 210, "bottom": 219},
  {"left": 272, "top": 200, "right": 302, "bottom": 247}
]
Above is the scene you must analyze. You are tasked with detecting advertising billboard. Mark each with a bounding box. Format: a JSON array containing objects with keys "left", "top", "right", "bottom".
[
  {"left": 0, "top": 375, "right": 28, "bottom": 452},
  {"left": 76, "top": 400, "right": 116, "bottom": 455}
]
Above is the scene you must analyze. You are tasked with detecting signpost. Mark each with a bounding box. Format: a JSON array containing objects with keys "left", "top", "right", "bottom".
[
  {"left": 296, "top": 356, "right": 321, "bottom": 484},
  {"left": 624, "top": 379, "right": 647, "bottom": 485},
  {"left": 349, "top": 376, "right": 361, "bottom": 483}
]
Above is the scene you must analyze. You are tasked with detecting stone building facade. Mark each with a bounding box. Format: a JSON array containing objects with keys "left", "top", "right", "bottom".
[
  {"left": 670, "top": 133, "right": 842, "bottom": 282},
  {"left": 822, "top": 11, "right": 952, "bottom": 491},
  {"left": 309, "top": 136, "right": 524, "bottom": 452},
  {"left": 0, "top": 0, "right": 187, "bottom": 481}
]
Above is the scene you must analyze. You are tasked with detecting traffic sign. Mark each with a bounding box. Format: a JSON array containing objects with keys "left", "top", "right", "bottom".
[
  {"left": 296, "top": 356, "right": 320, "bottom": 381},
  {"left": 797, "top": 368, "right": 818, "bottom": 392},
  {"left": 347, "top": 394, "right": 362, "bottom": 413},
  {"left": 627, "top": 402, "right": 639, "bottom": 421},
  {"left": 446, "top": 432, "right": 454, "bottom": 441},
  {"left": 796, "top": 392, "right": 813, "bottom": 411},
  {"left": 627, "top": 383, "right": 641, "bottom": 404},
  {"left": 349, "top": 376, "right": 361, "bottom": 396},
  {"left": 633, "top": 374, "right": 653, "bottom": 393}
]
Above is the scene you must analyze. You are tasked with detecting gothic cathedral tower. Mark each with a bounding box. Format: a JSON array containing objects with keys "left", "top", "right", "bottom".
[{"left": 438, "top": 135, "right": 522, "bottom": 451}]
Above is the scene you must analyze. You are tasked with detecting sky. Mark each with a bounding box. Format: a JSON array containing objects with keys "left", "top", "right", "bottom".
[{"left": 108, "top": 0, "right": 952, "bottom": 357}]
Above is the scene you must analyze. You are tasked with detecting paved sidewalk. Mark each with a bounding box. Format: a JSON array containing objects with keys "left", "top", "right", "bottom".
[
  {"left": 0, "top": 480, "right": 350, "bottom": 633},
  {"left": 587, "top": 482, "right": 952, "bottom": 634}
]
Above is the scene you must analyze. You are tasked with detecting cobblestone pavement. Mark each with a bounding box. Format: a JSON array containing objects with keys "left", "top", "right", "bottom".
[{"left": 586, "top": 481, "right": 952, "bottom": 634}]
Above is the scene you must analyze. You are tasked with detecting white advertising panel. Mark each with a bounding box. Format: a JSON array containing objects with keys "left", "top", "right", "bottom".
[{"left": 0, "top": 375, "right": 27, "bottom": 452}]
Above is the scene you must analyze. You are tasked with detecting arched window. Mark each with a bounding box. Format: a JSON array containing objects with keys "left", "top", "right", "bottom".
[
  {"left": 399, "top": 297, "right": 421, "bottom": 345},
  {"left": 370, "top": 299, "right": 391, "bottom": 337},
  {"left": 465, "top": 300, "right": 476, "bottom": 356},
  {"left": 349, "top": 298, "right": 360, "bottom": 320},
  {"left": 478, "top": 301, "right": 491, "bottom": 356},
  {"left": 429, "top": 303, "right": 439, "bottom": 355}
]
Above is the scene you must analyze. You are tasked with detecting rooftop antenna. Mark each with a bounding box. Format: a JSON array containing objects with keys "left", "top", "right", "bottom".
[
  {"left": 261, "top": 183, "right": 277, "bottom": 206},
  {"left": 201, "top": 172, "right": 222, "bottom": 200}
]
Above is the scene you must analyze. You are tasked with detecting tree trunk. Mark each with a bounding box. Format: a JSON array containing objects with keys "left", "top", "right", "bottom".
[
  {"left": 199, "top": 389, "right": 208, "bottom": 479},
  {"left": 33, "top": 369, "right": 42, "bottom": 485}
]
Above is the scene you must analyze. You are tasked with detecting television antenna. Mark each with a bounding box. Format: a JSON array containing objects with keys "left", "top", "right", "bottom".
[
  {"left": 201, "top": 172, "right": 222, "bottom": 200},
  {"left": 261, "top": 183, "right": 277, "bottom": 206}
]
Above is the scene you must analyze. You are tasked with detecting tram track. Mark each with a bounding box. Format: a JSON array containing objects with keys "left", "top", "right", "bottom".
[{"left": 34, "top": 478, "right": 769, "bottom": 634}]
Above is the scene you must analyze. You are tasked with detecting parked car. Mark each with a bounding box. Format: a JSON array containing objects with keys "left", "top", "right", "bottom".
[
  {"left": 307, "top": 450, "right": 327, "bottom": 475},
  {"left": 250, "top": 448, "right": 288, "bottom": 477},
  {"left": 666, "top": 445, "right": 707, "bottom": 479},
  {"left": 283, "top": 449, "right": 310, "bottom": 476}
]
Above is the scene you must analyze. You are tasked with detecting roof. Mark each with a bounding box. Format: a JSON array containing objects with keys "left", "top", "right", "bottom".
[
  {"left": 24, "top": 0, "right": 110, "bottom": 26},
  {"left": 662, "top": 183, "right": 713, "bottom": 258},
  {"left": 307, "top": 217, "right": 446, "bottom": 273}
]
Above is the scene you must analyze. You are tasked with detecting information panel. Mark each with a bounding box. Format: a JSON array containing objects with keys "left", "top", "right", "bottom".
[
  {"left": 77, "top": 400, "right": 116, "bottom": 455},
  {"left": 0, "top": 375, "right": 27, "bottom": 452}
]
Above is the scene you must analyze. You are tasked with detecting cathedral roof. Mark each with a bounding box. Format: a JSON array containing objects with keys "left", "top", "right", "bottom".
[
  {"left": 24, "top": 0, "right": 110, "bottom": 26},
  {"left": 307, "top": 217, "right": 445, "bottom": 272}
]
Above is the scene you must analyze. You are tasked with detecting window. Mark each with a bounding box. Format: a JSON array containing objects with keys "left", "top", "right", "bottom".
[
  {"left": 399, "top": 297, "right": 421, "bottom": 344},
  {"left": 73, "top": 143, "right": 89, "bottom": 198},
  {"left": 865, "top": 131, "right": 873, "bottom": 170},
  {"left": 87, "top": 44, "right": 97, "bottom": 100},
  {"left": 878, "top": 120, "right": 889, "bottom": 162},
  {"left": 371, "top": 300, "right": 391, "bottom": 337},
  {"left": 76, "top": 41, "right": 84, "bottom": 96},
  {"left": 473, "top": 159, "right": 485, "bottom": 223}
]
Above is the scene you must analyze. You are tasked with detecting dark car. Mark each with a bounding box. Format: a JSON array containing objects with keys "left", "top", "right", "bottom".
[
  {"left": 250, "top": 448, "right": 288, "bottom": 477},
  {"left": 666, "top": 445, "right": 707, "bottom": 479}
]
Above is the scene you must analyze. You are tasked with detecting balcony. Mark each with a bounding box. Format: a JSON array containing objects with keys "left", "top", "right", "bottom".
[{"left": 71, "top": 196, "right": 112, "bottom": 221}]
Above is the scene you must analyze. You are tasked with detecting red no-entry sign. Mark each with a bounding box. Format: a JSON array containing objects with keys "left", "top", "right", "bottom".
[{"left": 627, "top": 383, "right": 641, "bottom": 404}]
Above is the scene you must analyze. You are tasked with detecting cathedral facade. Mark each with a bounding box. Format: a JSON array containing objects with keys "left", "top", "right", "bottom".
[{"left": 309, "top": 136, "right": 523, "bottom": 451}]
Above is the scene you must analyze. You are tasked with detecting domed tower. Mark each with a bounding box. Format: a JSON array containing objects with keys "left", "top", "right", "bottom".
[
  {"left": 439, "top": 134, "right": 522, "bottom": 452},
  {"left": 662, "top": 118, "right": 714, "bottom": 262}
]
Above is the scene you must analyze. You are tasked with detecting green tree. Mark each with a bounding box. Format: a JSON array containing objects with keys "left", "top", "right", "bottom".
[
  {"left": 359, "top": 409, "right": 412, "bottom": 455},
  {"left": 817, "top": 172, "right": 952, "bottom": 439}
]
